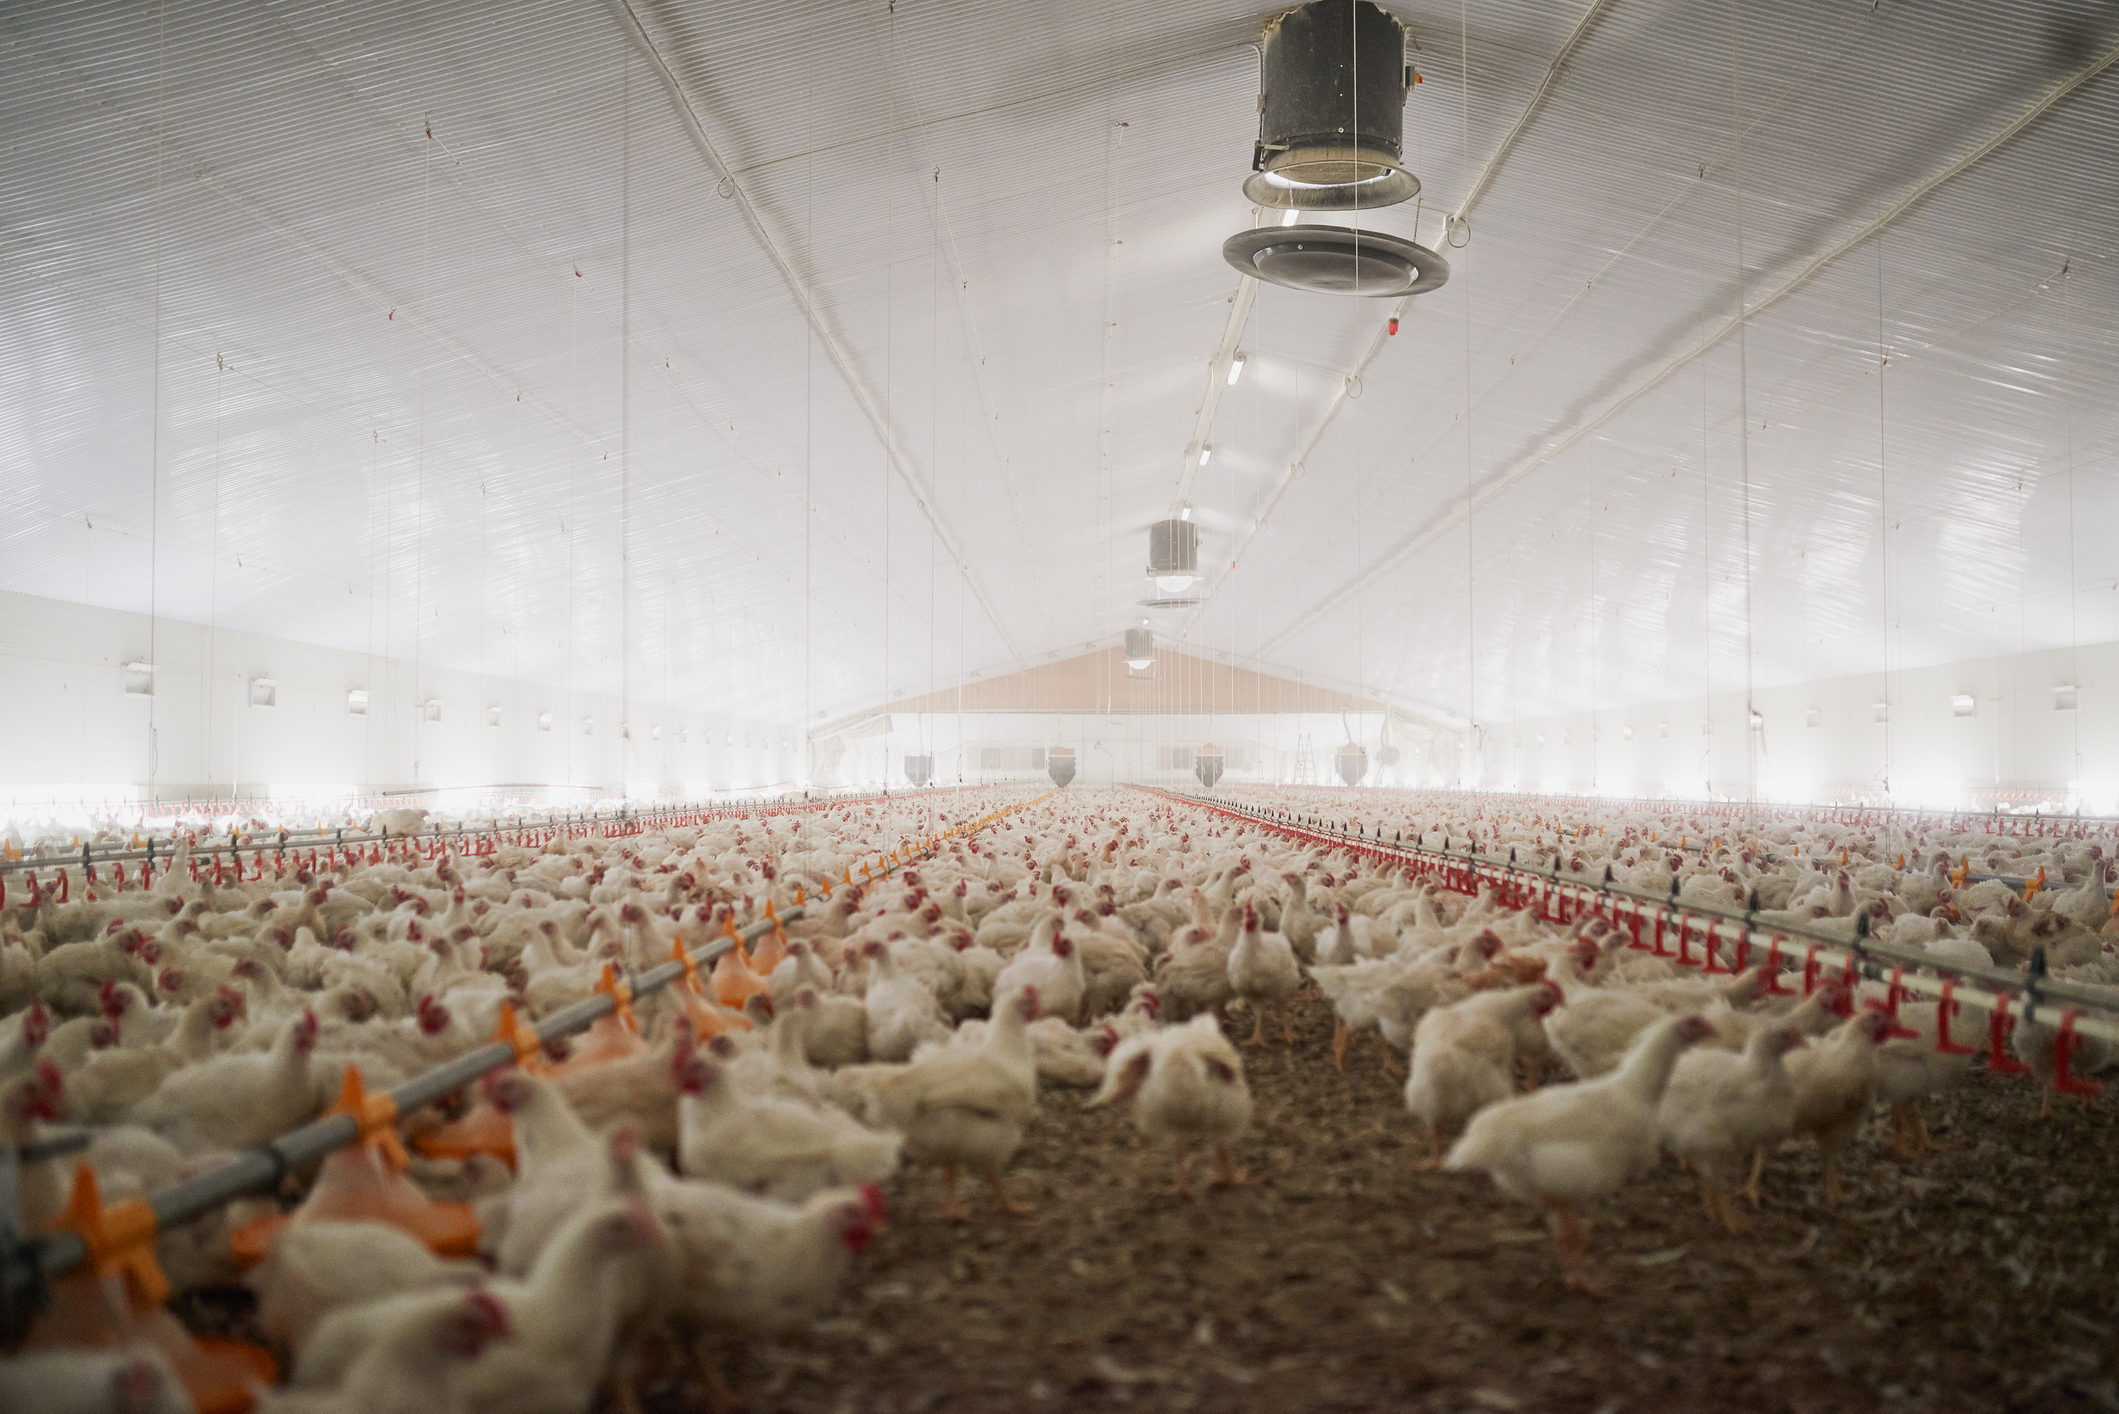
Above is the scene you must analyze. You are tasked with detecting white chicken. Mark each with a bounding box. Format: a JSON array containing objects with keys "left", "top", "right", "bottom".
[
  {"left": 277, "top": 1287, "right": 512, "bottom": 1414},
  {"left": 1225, "top": 901, "right": 1301, "bottom": 1046},
  {"left": 643, "top": 1171, "right": 887, "bottom": 1341},
  {"left": 1656, "top": 1023, "right": 1804, "bottom": 1230},
  {"left": 248, "top": 1217, "right": 484, "bottom": 1353},
  {"left": 1405, "top": 981, "right": 1562, "bottom": 1162},
  {"left": 674, "top": 1043, "right": 900, "bottom": 1200},
  {"left": 0, "top": 1348, "right": 191, "bottom": 1414},
  {"left": 857, "top": 938, "right": 950, "bottom": 1062},
  {"left": 991, "top": 914, "right": 1087, "bottom": 1024},
  {"left": 835, "top": 987, "right": 1040, "bottom": 1219},
  {"left": 1775, "top": 1006, "right": 1892, "bottom": 1200},
  {"left": 1089, "top": 1012, "right": 1252, "bottom": 1195},
  {"left": 1445, "top": 1013, "right": 1715, "bottom": 1291},
  {"left": 129, "top": 1008, "right": 321, "bottom": 1153}
]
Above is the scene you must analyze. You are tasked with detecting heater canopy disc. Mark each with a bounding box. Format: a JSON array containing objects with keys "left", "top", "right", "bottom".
[{"left": 1222, "top": 225, "right": 1449, "bottom": 298}]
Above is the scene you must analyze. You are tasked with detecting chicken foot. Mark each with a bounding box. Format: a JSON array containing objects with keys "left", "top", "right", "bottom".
[
  {"left": 1168, "top": 1144, "right": 1194, "bottom": 1198},
  {"left": 1210, "top": 1145, "right": 1254, "bottom": 1189},
  {"left": 1538, "top": 1197, "right": 1606, "bottom": 1295},
  {"left": 1330, "top": 1017, "right": 1351, "bottom": 1072},
  {"left": 981, "top": 1169, "right": 1038, "bottom": 1217},
  {"left": 1889, "top": 1103, "right": 1933, "bottom": 1158},
  {"left": 1243, "top": 1005, "right": 1269, "bottom": 1048},
  {"left": 1820, "top": 1154, "right": 1845, "bottom": 1203},
  {"left": 1372, "top": 1034, "right": 1406, "bottom": 1079},
  {"left": 1699, "top": 1177, "right": 1752, "bottom": 1235},
  {"left": 1744, "top": 1149, "right": 1767, "bottom": 1207}
]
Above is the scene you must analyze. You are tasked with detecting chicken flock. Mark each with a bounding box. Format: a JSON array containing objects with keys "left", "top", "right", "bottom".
[{"left": 1, "top": 785, "right": 2114, "bottom": 1410}]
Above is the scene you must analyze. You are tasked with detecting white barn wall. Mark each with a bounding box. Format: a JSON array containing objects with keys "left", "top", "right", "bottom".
[
  {"left": 833, "top": 711, "right": 1411, "bottom": 789},
  {"left": 0, "top": 592, "right": 799, "bottom": 803},
  {"left": 1479, "top": 639, "right": 2117, "bottom": 810}
]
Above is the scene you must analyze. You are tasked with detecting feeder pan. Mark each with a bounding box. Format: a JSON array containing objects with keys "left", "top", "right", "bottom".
[
  {"left": 710, "top": 936, "right": 771, "bottom": 1011},
  {"left": 749, "top": 905, "right": 791, "bottom": 975},
  {"left": 1335, "top": 742, "right": 1370, "bottom": 786},
  {"left": 1223, "top": 225, "right": 1449, "bottom": 298},
  {"left": 657, "top": 938, "right": 754, "bottom": 1042},
  {"left": 230, "top": 1140, "right": 479, "bottom": 1267},
  {"left": 29, "top": 1167, "right": 275, "bottom": 1414},
  {"left": 1194, "top": 744, "right": 1226, "bottom": 788},
  {"left": 1047, "top": 747, "right": 1078, "bottom": 788},
  {"left": 414, "top": 1099, "right": 519, "bottom": 1170},
  {"left": 545, "top": 1012, "right": 644, "bottom": 1075},
  {"left": 416, "top": 1003, "right": 545, "bottom": 1169},
  {"left": 233, "top": 1069, "right": 479, "bottom": 1265}
]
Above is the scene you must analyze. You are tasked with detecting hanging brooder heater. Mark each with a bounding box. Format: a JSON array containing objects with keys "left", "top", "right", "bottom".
[
  {"left": 1195, "top": 742, "right": 1226, "bottom": 788},
  {"left": 903, "top": 754, "right": 933, "bottom": 787},
  {"left": 1223, "top": 224, "right": 1447, "bottom": 298},
  {"left": 1335, "top": 741, "right": 1369, "bottom": 786},
  {"left": 1047, "top": 746, "right": 1078, "bottom": 788},
  {"left": 1224, "top": 0, "right": 1446, "bottom": 298},
  {"left": 1123, "top": 626, "right": 1156, "bottom": 671},
  {"left": 1247, "top": 0, "right": 1420, "bottom": 210},
  {"left": 1146, "top": 518, "right": 1198, "bottom": 594}
]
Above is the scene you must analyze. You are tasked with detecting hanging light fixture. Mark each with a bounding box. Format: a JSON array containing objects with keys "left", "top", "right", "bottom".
[
  {"left": 1124, "top": 625, "right": 1155, "bottom": 672},
  {"left": 1146, "top": 518, "right": 1199, "bottom": 594}
]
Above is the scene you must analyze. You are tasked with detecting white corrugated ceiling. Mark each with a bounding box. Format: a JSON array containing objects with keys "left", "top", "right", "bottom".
[{"left": 2, "top": 0, "right": 2114, "bottom": 732}]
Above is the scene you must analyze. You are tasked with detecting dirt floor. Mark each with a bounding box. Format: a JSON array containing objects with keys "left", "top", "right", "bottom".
[
  {"left": 706, "top": 989, "right": 2119, "bottom": 1414},
  {"left": 174, "top": 985, "right": 2119, "bottom": 1414}
]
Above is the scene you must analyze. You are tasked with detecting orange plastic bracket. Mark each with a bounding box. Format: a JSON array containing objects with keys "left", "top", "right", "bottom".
[
  {"left": 325, "top": 1067, "right": 407, "bottom": 1171},
  {"left": 490, "top": 1002, "right": 544, "bottom": 1072},
  {"left": 594, "top": 963, "right": 638, "bottom": 1032},
  {"left": 58, "top": 1165, "right": 169, "bottom": 1309},
  {"left": 669, "top": 935, "right": 708, "bottom": 995}
]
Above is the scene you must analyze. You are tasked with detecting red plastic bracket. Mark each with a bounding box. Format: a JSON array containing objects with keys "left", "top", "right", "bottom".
[
  {"left": 1672, "top": 914, "right": 1700, "bottom": 968},
  {"left": 2052, "top": 1008, "right": 2104, "bottom": 1097},
  {"left": 1700, "top": 919, "right": 1730, "bottom": 975},
  {"left": 1933, "top": 978, "right": 1976, "bottom": 1055},
  {"left": 1987, "top": 993, "right": 2033, "bottom": 1076}
]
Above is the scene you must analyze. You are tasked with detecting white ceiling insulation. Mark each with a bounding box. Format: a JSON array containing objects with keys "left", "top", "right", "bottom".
[{"left": 2, "top": 0, "right": 2115, "bottom": 732}]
